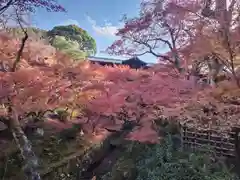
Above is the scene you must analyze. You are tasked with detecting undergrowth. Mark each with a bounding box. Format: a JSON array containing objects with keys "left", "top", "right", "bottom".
[{"left": 104, "top": 135, "right": 239, "bottom": 180}]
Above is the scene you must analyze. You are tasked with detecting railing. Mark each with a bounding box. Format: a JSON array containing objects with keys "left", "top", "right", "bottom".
[{"left": 180, "top": 124, "right": 240, "bottom": 158}]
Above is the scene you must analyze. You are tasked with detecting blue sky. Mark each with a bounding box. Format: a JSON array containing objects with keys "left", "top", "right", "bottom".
[{"left": 32, "top": 0, "right": 158, "bottom": 63}]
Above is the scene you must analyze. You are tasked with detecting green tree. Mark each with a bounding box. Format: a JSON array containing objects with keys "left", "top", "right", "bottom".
[
  {"left": 48, "top": 24, "right": 97, "bottom": 56},
  {"left": 52, "top": 35, "right": 87, "bottom": 60}
]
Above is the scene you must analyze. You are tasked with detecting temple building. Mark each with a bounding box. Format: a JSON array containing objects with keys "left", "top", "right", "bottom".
[{"left": 87, "top": 56, "right": 154, "bottom": 69}]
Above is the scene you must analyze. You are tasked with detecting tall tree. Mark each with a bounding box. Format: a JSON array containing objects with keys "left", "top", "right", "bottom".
[
  {"left": 48, "top": 25, "right": 97, "bottom": 56},
  {"left": 0, "top": 1, "right": 65, "bottom": 180},
  {"left": 107, "top": 0, "right": 192, "bottom": 72},
  {"left": 108, "top": 0, "right": 240, "bottom": 86},
  {"left": 175, "top": 0, "right": 240, "bottom": 85}
]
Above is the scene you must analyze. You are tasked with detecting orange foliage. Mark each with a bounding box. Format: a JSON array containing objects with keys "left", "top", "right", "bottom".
[{"left": 0, "top": 32, "right": 239, "bottom": 143}]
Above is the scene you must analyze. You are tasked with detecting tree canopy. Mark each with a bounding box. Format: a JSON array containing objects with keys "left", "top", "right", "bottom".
[
  {"left": 107, "top": 0, "right": 240, "bottom": 85},
  {"left": 48, "top": 24, "right": 97, "bottom": 58},
  {"left": 51, "top": 35, "right": 88, "bottom": 60}
]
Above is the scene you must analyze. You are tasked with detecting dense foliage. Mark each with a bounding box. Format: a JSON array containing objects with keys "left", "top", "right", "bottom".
[
  {"left": 102, "top": 135, "right": 238, "bottom": 180},
  {"left": 0, "top": 0, "right": 240, "bottom": 179},
  {"left": 0, "top": 30, "right": 240, "bottom": 141},
  {"left": 48, "top": 25, "right": 97, "bottom": 57},
  {"left": 51, "top": 35, "right": 88, "bottom": 60},
  {"left": 0, "top": 32, "right": 196, "bottom": 142},
  {"left": 131, "top": 136, "right": 238, "bottom": 180}
]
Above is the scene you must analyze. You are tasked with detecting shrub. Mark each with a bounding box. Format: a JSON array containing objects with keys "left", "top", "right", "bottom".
[{"left": 124, "top": 136, "right": 238, "bottom": 180}]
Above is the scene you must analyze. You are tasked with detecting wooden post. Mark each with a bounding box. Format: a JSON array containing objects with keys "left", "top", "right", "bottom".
[{"left": 180, "top": 123, "right": 183, "bottom": 151}]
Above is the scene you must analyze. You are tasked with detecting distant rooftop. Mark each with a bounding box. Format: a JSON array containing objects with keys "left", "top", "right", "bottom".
[
  {"left": 87, "top": 56, "right": 156, "bottom": 67},
  {"left": 87, "top": 56, "right": 125, "bottom": 64}
]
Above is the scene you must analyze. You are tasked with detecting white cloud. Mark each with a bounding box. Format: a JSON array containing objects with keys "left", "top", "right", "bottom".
[
  {"left": 86, "top": 15, "right": 122, "bottom": 37},
  {"left": 58, "top": 19, "right": 80, "bottom": 26}
]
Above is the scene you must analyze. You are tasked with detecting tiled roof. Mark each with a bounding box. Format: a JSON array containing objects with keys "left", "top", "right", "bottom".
[
  {"left": 87, "top": 56, "right": 124, "bottom": 64},
  {"left": 87, "top": 56, "right": 156, "bottom": 67}
]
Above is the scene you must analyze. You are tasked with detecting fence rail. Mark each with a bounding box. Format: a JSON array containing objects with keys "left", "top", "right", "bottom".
[{"left": 180, "top": 124, "right": 240, "bottom": 158}]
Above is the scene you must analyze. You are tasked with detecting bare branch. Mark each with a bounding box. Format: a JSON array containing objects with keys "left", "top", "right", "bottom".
[
  {"left": 129, "top": 51, "right": 150, "bottom": 56},
  {"left": 0, "top": 0, "right": 14, "bottom": 15},
  {"left": 11, "top": 7, "right": 28, "bottom": 72},
  {"left": 131, "top": 37, "right": 170, "bottom": 59}
]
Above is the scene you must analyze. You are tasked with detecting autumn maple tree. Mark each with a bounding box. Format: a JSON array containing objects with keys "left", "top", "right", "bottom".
[
  {"left": 0, "top": 1, "right": 65, "bottom": 179},
  {"left": 108, "top": 0, "right": 240, "bottom": 86},
  {"left": 81, "top": 64, "right": 196, "bottom": 143},
  {"left": 176, "top": 0, "right": 240, "bottom": 86},
  {"left": 106, "top": 0, "right": 197, "bottom": 72}
]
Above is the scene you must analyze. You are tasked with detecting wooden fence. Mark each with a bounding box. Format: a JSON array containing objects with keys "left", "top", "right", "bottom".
[
  {"left": 180, "top": 124, "right": 240, "bottom": 158},
  {"left": 40, "top": 124, "right": 240, "bottom": 179}
]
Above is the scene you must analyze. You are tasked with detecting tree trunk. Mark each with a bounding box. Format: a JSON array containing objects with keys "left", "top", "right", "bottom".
[
  {"left": 8, "top": 16, "right": 42, "bottom": 179},
  {"left": 172, "top": 51, "right": 183, "bottom": 73},
  {"left": 10, "top": 114, "right": 41, "bottom": 180}
]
